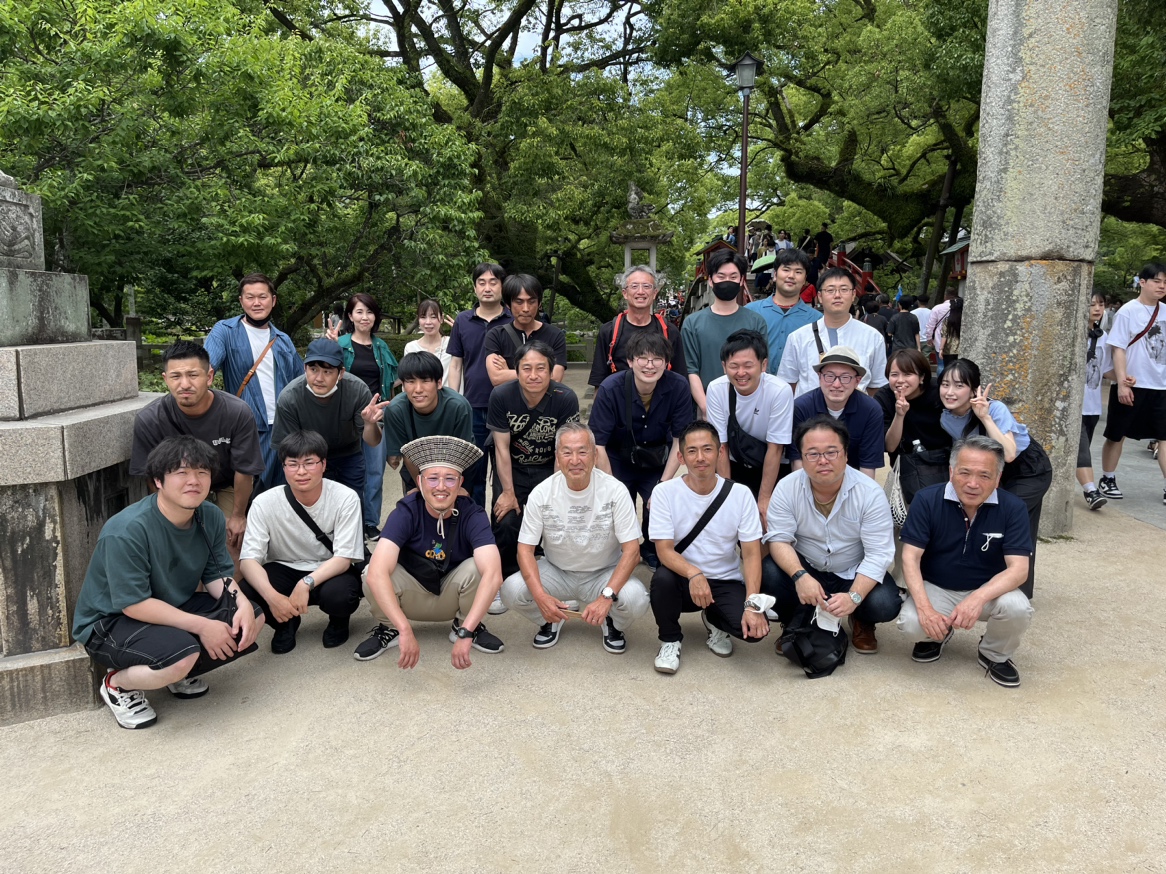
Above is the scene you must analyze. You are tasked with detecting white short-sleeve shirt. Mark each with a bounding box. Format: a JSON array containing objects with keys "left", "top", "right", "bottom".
[
  {"left": 241, "top": 480, "right": 364, "bottom": 573},
  {"left": 649, "top": 476, "right": 762, "bottom": 580},
  {"left": 705, "top": 373, "right": 794, "bottom": 449},
  {"left": 1107, "top": 300, "right": 1166, "bottom": 390},
  {"left": 1083, "top": 331, "right": 1110, "bottom": 417},
  {"left": 776, "top": 317, "right": 889, "bottom": 397}
]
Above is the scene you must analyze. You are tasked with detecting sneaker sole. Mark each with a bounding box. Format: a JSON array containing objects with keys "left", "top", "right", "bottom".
[
  {"left": 978, "top": 654, "right": 1021, "bottom": 687},
  {"left": 1087, "top": 499, "right": 1107, "bottom": 510},
  {"left": 602, "top": 639, "right": 626, "bottom": 654},
  {"left": 654, "top": 662, "right": 678, "bottom": 674},
  {"left": 532, "top": 637, "right": 560, "bottom": 649},
  {"left": 353, "top": 640, "right": 399, "bottom": 661},
  {"left": 167, "top": 686, "right": 209, "bottom": 700},
  {"left": 487, "top": 604, "right": 509, "bottom": 615},
  {"left": 114, "top": 714, "right": 158, "bottom": 730},
  {"left": 911, "top": 630, "right": 954, "bottom": 663}
]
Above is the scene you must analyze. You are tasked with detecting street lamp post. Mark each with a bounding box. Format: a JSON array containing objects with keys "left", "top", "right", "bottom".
[{"left": 733, "top": 52, "right": 761, "bottom": 257}]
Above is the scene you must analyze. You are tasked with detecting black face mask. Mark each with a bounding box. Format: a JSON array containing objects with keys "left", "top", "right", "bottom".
[
  {"left": 712, "top": 281, "right": 741, "bottom": 302},
  {"left": 243, "top": 314, "right": 272, "bottom": 328}
]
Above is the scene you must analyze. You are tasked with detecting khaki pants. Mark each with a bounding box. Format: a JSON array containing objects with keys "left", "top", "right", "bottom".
[
  {"left": 364, "top": 558, "right": 481, "bottom": 627},
  {"left": 897, "top": 582, "right": 1033, "bottom": 662},
  {"left": 211, "top": 486, "right": 236, "bottom": 517}
]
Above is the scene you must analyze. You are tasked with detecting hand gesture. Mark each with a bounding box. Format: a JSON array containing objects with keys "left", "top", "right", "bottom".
[
  {"left": 918, "top": 603, "right": 951, "bottom": 642},
  {"left": 324, "top": 317, "right": 341, "bottom": 342},
  {"left": 269, "top": 592, "right": 299, "bottom": 625},
  {"left": 741, "top": 610, "right": 769, "bottom": 640},
  {"left": 361, "top": 393, "right": 391, "bottom": 426},
  {"left": 970, "top": 384, "right": 993, "bottom": 421},
  {"left": 895, "top": 388, "right": 910, "bottom": 418}
]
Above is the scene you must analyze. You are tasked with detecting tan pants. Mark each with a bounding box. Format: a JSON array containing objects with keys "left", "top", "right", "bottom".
[
  {"left": 364, "top": 558, "right": 481, "bottom": 627},
  {"left": 211, "top": 486, "right": 236, "bottom": 517}
]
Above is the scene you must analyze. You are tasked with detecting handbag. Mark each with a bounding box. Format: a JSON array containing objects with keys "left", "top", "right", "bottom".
[
  {"left": 899, "top": 446, "right": 951, "bottom": 504},
  {"left": 884, "top": 456, "right": 908, "bottom": 527},
  {"left": 777, "top": 605, "right": 849, "bottom": 679},
  {"left": 727, "top": 387, "right": 769, "bottom": 469}
]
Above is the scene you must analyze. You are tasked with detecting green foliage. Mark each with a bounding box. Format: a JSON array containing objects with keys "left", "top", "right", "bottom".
[{"left": 1093, "top": 217, "right": 1166, "bottom": 298}]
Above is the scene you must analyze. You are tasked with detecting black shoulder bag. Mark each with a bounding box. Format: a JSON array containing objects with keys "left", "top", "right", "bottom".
[
  {"left": 619, "top": 372, "right": 670, "bottom": 468},
  {"left": 727, "top": 388, "right": 769, "bottom": 469},
  {"left": 674, "top": 479, "right": 734, "bottom": 554}
]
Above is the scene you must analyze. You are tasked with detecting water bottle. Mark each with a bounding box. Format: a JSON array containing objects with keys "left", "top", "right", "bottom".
[{"left": 911, "top": 440, "right": 923, "bottom": 455}]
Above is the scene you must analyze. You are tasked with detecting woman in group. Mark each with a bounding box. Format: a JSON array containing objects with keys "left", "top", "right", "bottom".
[
  {"left": 939, "top": 358, "right": 1052, "bottom": 597},
  {"left": 1077, "top": 291, "right": 1110, "bottom": 510},
  {"left": 402, "top": 298, "right": 451, "bottom": 384},
  {"left": 330, "top": 293, "right": 399, "bottom": 540},
  {"left": 875, "top": 348, "right": 952, "bottom": 508},
  {"left": 940, "top": 297, "right": 963, "bottom": 369}
]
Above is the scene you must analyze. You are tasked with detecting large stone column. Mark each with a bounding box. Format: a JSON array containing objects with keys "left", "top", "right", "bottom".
[{"left": 963, "top": 0, "right": 1120, "bottom": 536}]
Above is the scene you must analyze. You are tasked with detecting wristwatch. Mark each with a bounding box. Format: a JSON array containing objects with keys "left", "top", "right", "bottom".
[
  {"left": 455, "top": 625, "right": 476, "bottom": 640},
  {"left": 300, "top": 575, "right": 316, "bottom": 591},
  {"left": 848, "top": 590, "right": 863, "bottom": 606},
  {"left": 790, "top": 569, "right": 808, "bottom": 583},
  {"left": 601, "top": 586, "right": 619, "bottom": 603}
]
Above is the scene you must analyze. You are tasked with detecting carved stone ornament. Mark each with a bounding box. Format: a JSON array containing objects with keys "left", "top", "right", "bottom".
[{"left": 627, "top": 181, "right": 657, "bottom": 220}]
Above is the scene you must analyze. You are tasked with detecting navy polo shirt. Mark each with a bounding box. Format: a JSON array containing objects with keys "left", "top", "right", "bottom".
[
  {"left": 590, "top": 370, "right": 693, "bottom": 457},
  {"left": 448, "top": 307, "right": 513, "bottom": 409},
  {"left": 786, "top": 388, "right": 885, "bottom": 470},
  {"left": 900, "top": 482, "right": 1032, "bottom": 591}
]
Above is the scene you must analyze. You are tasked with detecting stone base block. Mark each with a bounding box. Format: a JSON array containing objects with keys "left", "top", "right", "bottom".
[
  {"left": 0, "top": 644, "right": 96, "bottom": 726},
  {"left": 0, "top": 269, "right": 87, "bottom": 347},
  {"left": 0, "top": 340, "right": 138, "bottom": 421},
  {"left": 0, "top": 184, "right": 46, "bottom": 272}
]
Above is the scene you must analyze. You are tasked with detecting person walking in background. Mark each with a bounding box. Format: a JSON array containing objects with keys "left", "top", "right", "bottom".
[
  {"left": 941, "top": 297, "right": 963, "bottom": 369},
  {"left": 1077, "top": 291, "right": 1111, "bottom": 511}
]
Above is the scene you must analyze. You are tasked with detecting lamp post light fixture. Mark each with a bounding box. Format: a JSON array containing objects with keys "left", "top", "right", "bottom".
[{"left": 733, "top": 52, "right": 762, "bottom": 257}]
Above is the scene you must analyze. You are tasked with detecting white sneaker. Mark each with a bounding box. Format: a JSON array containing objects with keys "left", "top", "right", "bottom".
[
  {"left": 166, "top": 676, "right": 209, "bottom": 699},
  {"left": 101, "top": 672, "right": 157, "bottom": 729},
  {"left": 487, "top": 593, "right": 508, "bottom": 615},
  {"left": 702, "top": 611, "right": 733, "bottom": 657},
  {"left": 654, "top": 641, "right": 682, "bottom": 674}
]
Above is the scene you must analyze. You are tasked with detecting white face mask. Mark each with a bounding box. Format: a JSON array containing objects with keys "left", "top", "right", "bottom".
[{"left": 308, "top": 381, "right": 340, "bottom": 398}]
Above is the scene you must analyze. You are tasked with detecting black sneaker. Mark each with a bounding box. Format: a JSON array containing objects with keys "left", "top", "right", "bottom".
[
  {"left": 1098, "top": 476, "right": 1123, "bottom": 499},
  {"left": 322, "top": 615, "right": 350, "bottom": 648},
  {"left": 532, "top": 620, "right": 564, "bottom": 649},
  {"left": 353, "top": 623, "right": 399, "bottom": 661},
  {"left": 448, "top": 618, "right": 505, "bottom": 653},
  {"left": 978, "top": 651, "right": 1021, "bottom": 687},
  {"left": 911, "top": 627, "right": 954, "bottom": 663},
  {"left": 1083, "top": 489, "right": 1107, "bottom": 511},
  {"left": 602, "top": 616, "right": 626, "bottom": 654},
  {"left": 271, "top": 616, "right": 301, "bottom": 654},
  {"left": 364, "top": 524, "right": 381, "bottom": 542}
]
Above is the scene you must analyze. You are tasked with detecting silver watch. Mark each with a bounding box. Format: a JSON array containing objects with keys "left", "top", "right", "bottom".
[
  {"left": 848, "top": 590, "right": 862, "bottom": 606},
  {"left": 301, "top": 575, "right": 316, "bottom": 591}
]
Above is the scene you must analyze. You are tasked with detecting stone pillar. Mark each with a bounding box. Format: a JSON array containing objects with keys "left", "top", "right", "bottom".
[
  {"left": 962, "top": 0, "right": 1120, "bottom": 536},
  {"left": 0, "top": 173, "right": 154, "bottom": 725}
]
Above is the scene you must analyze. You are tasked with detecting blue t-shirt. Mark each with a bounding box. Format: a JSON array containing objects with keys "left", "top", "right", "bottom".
[
  {"left": 786, "top": 388, "right": 885, "bottom": 470},
  {"left": 900, "top": 482, "right": 1032, "bottom": 591},
  {"left": 941, "top": 400, "right": 1031, "bottom": 454},
  {"left": 448, "top": 307, "right": 513, "bottom": 409},
  {"left": 590, "top": 370, "right": 693, "bottom": 458},
  {"left": 744, "top": 298, "right": 822, "bottom": 375},
  {"left": 381, "top": 493, "right": 494, "bottom": 568}
]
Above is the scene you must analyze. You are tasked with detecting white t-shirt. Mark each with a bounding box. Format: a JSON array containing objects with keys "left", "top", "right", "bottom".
[
  {"left": 243, "top": 322, "right": 279, "bottom": 424},
  {"left": 706, "top": 373, "right": 793, "bottom": 452},
  {"left": 404, "top": 336, "right": 452, "bottom": 385},
  {"left": 518, "top": 469, "right": 640, "bottom": 572},
  {"left": 1083, "top": 330, "right": 1110, "bottom": 417},
  {"left": 241, "top": 479, "right": 365, "bottom": 573},
  {"left": 912, "top": 306, "right": 932, "bottom": 339},
  {"left": 776, "top": 317, "right": 889, "bottom": 397},
  {"left": 1107, "top": 300, "right": 1166, "bottom": 390},
  {"left": 649, "top": 475, "right": 762, "bottom": 581}
]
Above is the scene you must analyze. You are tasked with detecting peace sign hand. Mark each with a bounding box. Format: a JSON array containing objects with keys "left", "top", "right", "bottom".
[
  {"left": 970, "top": 384, "right": 992, "bottom": 421},
  {"left": 361, "top": 393, "right": 391, "bottom": 425}
]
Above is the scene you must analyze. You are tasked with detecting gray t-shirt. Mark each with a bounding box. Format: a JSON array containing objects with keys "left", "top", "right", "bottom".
[
  {"left": 241, "top": 479, "right": 365, "bottom": 573},
  {"left": 130, "top": 390, "right": 264, "bottom": 490},
  {"left": 681, "top": 306, "right": 770, "bottom": 389},
  {"left": 271, "top": 373, "right": 372, "bottom": 458}
]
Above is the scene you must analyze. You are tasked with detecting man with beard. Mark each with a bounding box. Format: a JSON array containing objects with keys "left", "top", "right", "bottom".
[
  {"left": 681, "top": 249, "right": 768, "bottom": 419},
  {"left": 745, "top": 247, "right": 822, "bottom": 375},
  {"left": 205, "top": 273, "right": 303, "bottom": 488}
]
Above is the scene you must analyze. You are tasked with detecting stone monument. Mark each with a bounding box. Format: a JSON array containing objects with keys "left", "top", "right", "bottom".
[
  {"left": 0, "top": 172, "right": 153, "bottom": 725},
  {"left": 610, "top": 182, "right": 674, "bottom": 271}
]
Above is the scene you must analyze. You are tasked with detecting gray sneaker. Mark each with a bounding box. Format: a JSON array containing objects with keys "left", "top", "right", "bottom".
[
  {"left": 101, "top": 672, "right": 157, "bottom": 730},
  {"left": 166, "top": 676, "right": 209, "bottom": 699}
]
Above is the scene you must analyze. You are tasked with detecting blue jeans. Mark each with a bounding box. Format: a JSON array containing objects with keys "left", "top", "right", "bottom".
[
  {"left": 361, "top": 434, "right": 388, "bottom": 529},
  {"left": 761, "top": 555, "right": 902, "bottom": 625},
  {"left": 467, "top": 407, "right": 490, "bottom": 508},
  {"left": 324, "top": 451, "right": 365, "bottom": 499}
]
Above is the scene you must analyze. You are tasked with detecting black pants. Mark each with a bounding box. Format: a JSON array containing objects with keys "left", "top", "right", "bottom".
[
  {"left": 730, "top": 459, "right": 763, "bottom": 499},
  {"left": 650, "top": 566, "right": 761, "bottom": 644},
  {"left": 609, "top": 456, "right": 665, "bottom": 561},
  {"left": 491, "top": 465, "right": 548, "bottom": 578},
  {"left": 760, "top": 555, "right": 902, "bottom": 625},
  {"left": 238, "top": 561, "right": 362, "bottom": 634}
]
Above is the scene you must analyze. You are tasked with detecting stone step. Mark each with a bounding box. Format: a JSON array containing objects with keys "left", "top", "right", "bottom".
[{"left": 0, "top": 340, "right": 139, "bottom": 421}]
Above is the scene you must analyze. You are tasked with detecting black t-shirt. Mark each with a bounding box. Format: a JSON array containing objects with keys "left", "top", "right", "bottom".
[
  {"left": 486, "top": 380, "right": 580, "bottom": 471},
  {"left": 864, "top": 313, "right": 889, "bottom": 338},
  {"left": 130, "top": 390, "right": 265, "bottom": 490},
  {"left": 482, "top": 322, "right": 568, "bottom": 370},
  {"left": 588, "top": 315, "right": 688, "bottom": 387},
  {"left": 349, "top": 341, "right": 381, "bottom": 396},
  {"left": 815, "top": 230, "right": 834, "bottom": 257},
  {"left": 888, "top": 311, "right": 920, "bottom": 351},
  {"left": 874, "top": 384, "right": 951, "bottom": 462}
]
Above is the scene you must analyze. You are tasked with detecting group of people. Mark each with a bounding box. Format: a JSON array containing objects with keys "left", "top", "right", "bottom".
[{"left": 70, "top": 255, "right": 1166, "bottom": 730}]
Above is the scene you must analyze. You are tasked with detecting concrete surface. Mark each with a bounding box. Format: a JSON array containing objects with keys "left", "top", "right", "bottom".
[{"left": 1, "top": 363, "right": 1164, "bottom": 872}]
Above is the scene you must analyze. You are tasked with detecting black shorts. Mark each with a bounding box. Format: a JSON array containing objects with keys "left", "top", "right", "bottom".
[
  {"left": 1103, "top": 385, "right": 1166, "bottom": 442},
  {"left": 84, "top": 592, "right": 262, "bottom": 676}
]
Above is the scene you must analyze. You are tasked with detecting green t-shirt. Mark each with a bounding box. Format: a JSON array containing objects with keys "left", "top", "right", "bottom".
[
  {"left": 681, "top": 306, "right": 770, "bottom": 389},
  {"left": 71, "top": 495, "right": 234, "bottom": 644},
  {"left": 271, "top": 372, "right": 372, "bottom": 459},
  {"left": 382, "top": 387, "right": 474, "bottom": 456}
]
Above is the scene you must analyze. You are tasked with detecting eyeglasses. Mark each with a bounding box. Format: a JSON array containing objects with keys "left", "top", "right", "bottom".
[
  {"left": 819, "top": 287, "right": 852, "bottom": 297},
  {"left": 422, "top": 474, "right": 460, "bottom": 488},
  {"left": 821, "top": 372, "right": 856, "bottom": 385},
  {"left": 283, "top": 459, "right": 322, "bottom": 471},
  {"left": 625, "top": 283, "right": 656, "bottom": 292},
  {"left": 803, "top": 448, "right": 842, "bottom": 462},
  {"left": 634, "top": 356, "right": 665, "bottom": 367}
]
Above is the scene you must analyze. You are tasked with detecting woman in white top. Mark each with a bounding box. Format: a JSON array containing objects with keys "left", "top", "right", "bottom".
[
  {"left": 1077, "top": 291, "right": 1110, "bottom": 510},
  {"left": 402, "top": 298, "right": 452, "bottom": 385}
]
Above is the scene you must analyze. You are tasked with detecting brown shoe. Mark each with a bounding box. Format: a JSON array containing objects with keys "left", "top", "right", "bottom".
[{"left": 849, "top": 617, "right": 878, "bottom": 654}]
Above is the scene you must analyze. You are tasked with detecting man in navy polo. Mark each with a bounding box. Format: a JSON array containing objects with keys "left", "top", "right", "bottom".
[
  {"left": 447, "top": 262, "right": 512, "bottom": 507},
  {"left": 591, "top": 331, "right": 693, "bottom": 569},
  {"left": 897, "top": 436, "right": 1034, "bottom": 688},
  {"left": 786, "top": 346, "right": 884, "bottom": 478},
  {"left": 745, "top": 247, "right": 822, "bottom": 375}
]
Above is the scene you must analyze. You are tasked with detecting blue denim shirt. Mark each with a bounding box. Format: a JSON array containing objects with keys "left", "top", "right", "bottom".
[{"left": 204, "top": 316, "right": 303, "bottom": 434}]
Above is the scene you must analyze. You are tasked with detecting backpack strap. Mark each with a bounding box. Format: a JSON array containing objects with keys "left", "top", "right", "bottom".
[
  {"left": 284, "top": 485, "right": 334, "bottom": 554},
  {"left": 811, "top": 321, "right": 826, "bottom": 357},
  {"left": 674, "top": 479, "right": 734, "bottom": 555},
  {"left": 503, "top": 323, "right": 526, "bottom": 362},
  {"left": 607, "top": 312, "right": 625, "bottom": 373}
]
